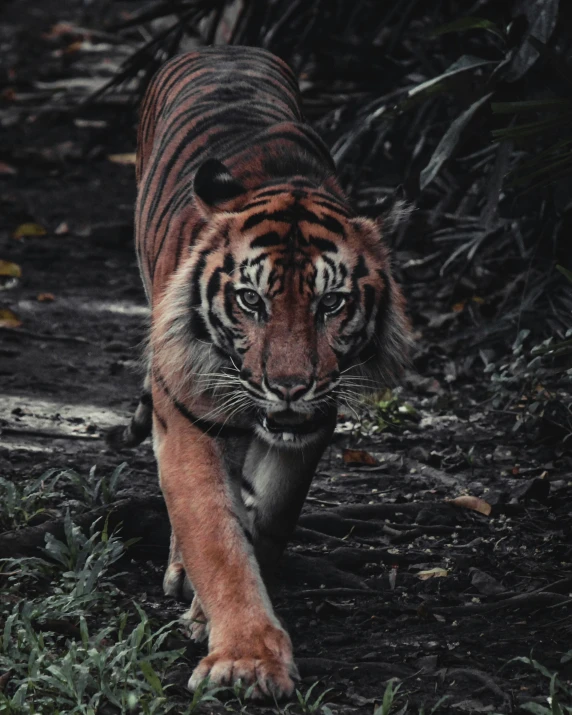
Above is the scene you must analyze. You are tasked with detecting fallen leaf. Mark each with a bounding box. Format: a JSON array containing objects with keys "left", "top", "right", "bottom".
[
  {"left": 0, "top": 308, "right": 22, "bottom": 328},
  {"left": 418, "top": 567, "right": 448, "bottom": 580},
  {"left": 107, "top": 153, "right": 137, "bottom": 165},
  {"left": 0, "top": 261, "right": 21, "bottom": 278},
  {"left": 12, "top": 223, "right": 47, "bottom": 239},
  {"left": 0, "top": 161, "right": 16, "bottom": 175},
  {"left": 452, "top": 301, "right": 465, "bottom": 312},
  {"left": 64, "top": 40, "right": 84, "bottom": 54},
  {"left": 448, "top": 495, "right": 492, "bottom": 516},
  {"left": 54, "top": 221, "right": 69, "bottom": 235},
  {"left": 37, "top": 293, "right": 55, "bottom": 302},
  {"left": 342, "top": 449, "right": 377, "bottom": 466},
  {"left": 44, "top": 22, "right": 76, "bottom": 38}
]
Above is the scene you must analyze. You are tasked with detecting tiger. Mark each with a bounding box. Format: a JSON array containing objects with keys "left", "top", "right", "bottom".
[{"left": 108, "top": 45, "right": 410, "bottom": 699}]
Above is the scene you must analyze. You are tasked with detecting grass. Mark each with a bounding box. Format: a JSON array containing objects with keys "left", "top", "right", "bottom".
[
  {"left": 0, "top": 470, "right": 66, "bottom": 531},
  {"left": 0, "top": 513, "right": 188, "bottom": 714},
  {"left": 0, "top": 463, "right": 128, "bottom": 533},
  {"left": 0, "top": 474, "right": 390, "bottom": 714},
  {"left": 508, "top": 655, "right": 572, "bottom": 715}
]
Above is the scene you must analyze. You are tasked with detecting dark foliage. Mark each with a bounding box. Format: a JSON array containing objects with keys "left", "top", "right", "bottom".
[{"left": 77, "top": 0, "right": 571, "bottom": 354}]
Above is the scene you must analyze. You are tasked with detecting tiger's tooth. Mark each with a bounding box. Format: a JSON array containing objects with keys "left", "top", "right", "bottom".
[{"left": 282, "top": 432, "right": 294, "bottom": 441}]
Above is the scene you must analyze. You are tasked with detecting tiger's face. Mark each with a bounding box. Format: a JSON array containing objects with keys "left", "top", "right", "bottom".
[{"left": 155, "top": 161, "right": 408, "bottom": 447}]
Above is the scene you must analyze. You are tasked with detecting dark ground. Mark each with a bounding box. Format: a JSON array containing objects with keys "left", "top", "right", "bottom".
[{"left": 1, "top": 2, "right": 571, "bottom": 714}]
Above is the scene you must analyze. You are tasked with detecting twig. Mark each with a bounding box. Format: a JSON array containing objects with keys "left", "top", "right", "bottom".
[
  {"left": 294, "top": 525, "right": 349, "bottom": 547},
  {"left": 297, "top": 656, "right": 413, "bottom": 678},
  {"left": 442, "top": 668, "right": 510, "bottom": 704},
  {"left": 0, "top": 426, "right": 100, "bottom": 441},
  {"left": 386, "top": 525, "right": 456, "bottom": 544},
  {"left": 0, "top": 327, "right": 91, "bottom": 344},
  {"left": 430, "top": 591, "right": 570, "bottom": 616},
  {"left": 0, "top": 496, "right": 168, "bottom": 558},
  {"left": 294, "top": 587, "right": 375, "bottom": 598},
  {"left": 305, "top": 495, "right": 342, "bottom": 506},
  {"left": 330, "top": 501, "right": 434, "bottom": 520}
]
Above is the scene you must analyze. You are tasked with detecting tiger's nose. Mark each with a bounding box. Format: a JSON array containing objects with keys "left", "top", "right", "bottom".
[{"left": 268, "top": 378, "right": 312, "bottom": 402}]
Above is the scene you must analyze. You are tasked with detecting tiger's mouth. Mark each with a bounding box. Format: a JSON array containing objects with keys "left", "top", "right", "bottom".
[{"left": 258, "top": 409, "right": 324, "bottom": 442}]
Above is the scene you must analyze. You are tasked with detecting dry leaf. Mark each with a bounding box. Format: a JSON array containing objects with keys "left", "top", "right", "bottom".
[
  {"left": 54, "top": 221, "right": 69, "bottom": 235},
  {"left": 0, "top": 261, "right": 21, "bottom": 278},
  {"left": 448, "top": 495, "right": 492, "bottom": 516},
  {"left": 37, "top": 293, "right": 55, "bottom": 302},
  {"left": 0, "top": 161, "right": 16, "bottom": 175},
  {"left": 0, "top": 308, "right": 22, "bottom": 328},
  {"left": 417, "top": 567, "right": 448, "bottom": 580},
  {"left": 64, "top": 40, "right": 84, "bottom": 54},
  {"left": 107, "top": 153, "right": 137, "bottom": 165},
  {"left": 452, "top": 301, "right": 465, "bottom": 312},
  {"left": 12, "top": 223, "right": 47, "bottom": 239},
  {"left": 342, "top": 449, "right": 377, "bottom": 466},
  {"left": 44, "top": 22, "right": 76, "bottom": 38}
]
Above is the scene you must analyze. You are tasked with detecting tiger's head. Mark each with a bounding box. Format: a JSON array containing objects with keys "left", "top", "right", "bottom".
[{"left": 154, "top": 159, "right": 410, "bottom": 447}]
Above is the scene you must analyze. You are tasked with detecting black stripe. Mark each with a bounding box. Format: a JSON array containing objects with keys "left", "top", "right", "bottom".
[
  {"left": 242, "top": 212, "right": 270, "bottom": 231},
  {"left": 250, "top": 231, "right": 283, "bottom": 249},
  {"left": 313, "top": 199, "right": 352, "bottom": 218},
  {"left": 310, "top": 236, "right": 338, "bottom": 253},
  {"left": 206, "top": 268, "right": 222, "bottom": 304},
  {"left": 154, "top": 369, "right": 252, "bottom": 439},
  {"left": 223, "top": 282, "right": 238, "bottom": 324},
  {"left": 241, "top": 477, "right": 256, "bottom": 496},
  {"left": 153, "top": 407, "right": 167, "bottom": 430},
  {"left": 189, "top": 310, "right": 210, "bottom": 340},
  {"left": 363, "top": 284, "right": 376, "bottom": 324},
  {"left": 353, "top": 255, "right": 369, "bottom": 280}
]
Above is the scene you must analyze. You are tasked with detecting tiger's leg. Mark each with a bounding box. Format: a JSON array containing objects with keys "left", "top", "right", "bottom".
[
  {"left": 242, "top": 414, "right": 336, "bottom": 573},
  {"left": 183, "top": 425, "right": 336, "bottom": 646},
  {"left": 106, "top": 372, "right": 153, "bottom": 449},
  {"left": 163, "top": 532, "right": 194, "bottom": 597},
  {"left": 153, "top": 401, "right": 297, "bottom": 699},
  {"left": 163, "top": 535, "right": 208, "bottom": 641}
]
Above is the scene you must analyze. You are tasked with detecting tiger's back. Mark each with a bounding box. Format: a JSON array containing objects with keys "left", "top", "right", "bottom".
[{"left": 136, "top": 46, "right": 337, "bottom": 300}]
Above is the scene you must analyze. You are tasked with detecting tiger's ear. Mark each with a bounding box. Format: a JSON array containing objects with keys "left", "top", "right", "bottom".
[
  {"left": 194, "top": 158, "right": 245, "bottom": 214},
  {"left": 356, "top": 187, "right": 414, "bottom": 236}
]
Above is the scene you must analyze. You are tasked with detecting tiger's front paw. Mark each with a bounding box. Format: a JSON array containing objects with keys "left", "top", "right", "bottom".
[{"left": 188, "top": 623, "right": 298, "bottom": 699}]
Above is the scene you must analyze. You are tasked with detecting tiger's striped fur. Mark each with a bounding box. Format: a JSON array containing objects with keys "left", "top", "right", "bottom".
[{"left": 111, "top": 46, "right": 409, "bottom": 699}]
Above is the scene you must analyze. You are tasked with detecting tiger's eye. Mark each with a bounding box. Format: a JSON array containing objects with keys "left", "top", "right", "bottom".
[
  {"left": 240, "top": 289, "right": 262, "bottom": 308},
  {"left": 321, "top": 292, "right": 345, "bottom": 311}
]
